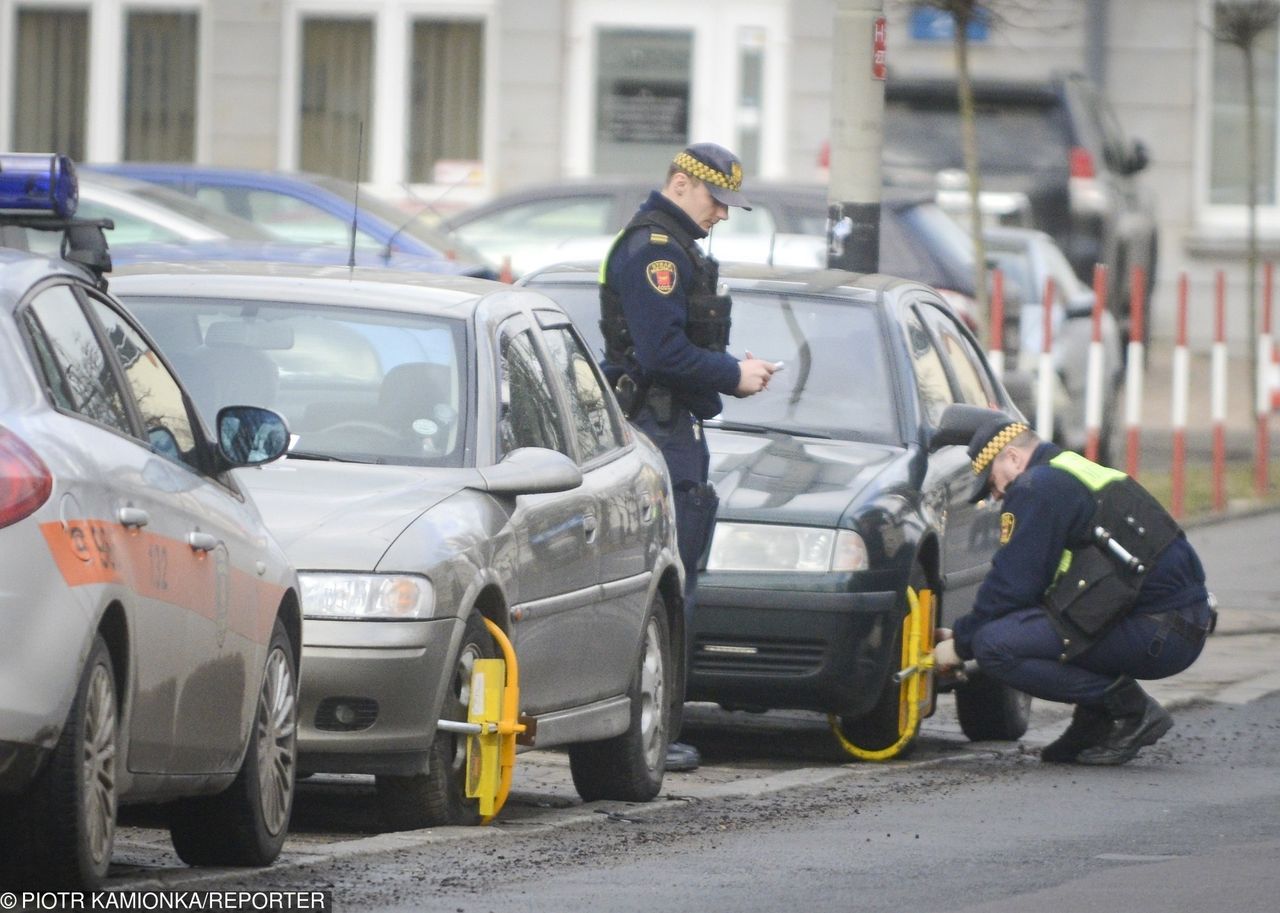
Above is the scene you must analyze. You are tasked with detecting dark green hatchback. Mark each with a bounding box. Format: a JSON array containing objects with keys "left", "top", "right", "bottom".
[{"left": 524, "top": 261, "right": 1033, "bottom": 753}]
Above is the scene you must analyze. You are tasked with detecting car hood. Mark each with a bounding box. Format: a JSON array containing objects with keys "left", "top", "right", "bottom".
[
  {"left": 706, "top": 427, "right": 905, "bottom": 527},
  {"left": 236, "top": 460, "right": 476, "bottom": 569}
]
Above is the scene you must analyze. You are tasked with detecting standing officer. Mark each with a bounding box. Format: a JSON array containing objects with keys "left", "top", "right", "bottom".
[
  {"left": 600, "top": 142, "right": 776, "bottom": 772},
  {"left": 930, "top": 405, "right": 1214, "bottom": 765}
]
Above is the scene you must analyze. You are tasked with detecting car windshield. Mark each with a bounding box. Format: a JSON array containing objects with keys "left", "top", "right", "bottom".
[
  {"left": 881, "top": 202, "right": 976, "bottom": 293},
  {"left": 541, "top": 284, "right": 900, "bottom": 443},
  {"left": 884, "top": 98, "right": 1069, "bottom": 174},
  {"left": 123, "top": 296, "right": 469, "bottom": 467}
]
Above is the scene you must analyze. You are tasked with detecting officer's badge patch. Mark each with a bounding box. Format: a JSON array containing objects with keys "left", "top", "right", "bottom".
[
  {"left": 647, "top": 260, "right": 677, "bottom": 294},
  {"left": 1000, "top": 511, "right": 1016, "bottom": 544}
]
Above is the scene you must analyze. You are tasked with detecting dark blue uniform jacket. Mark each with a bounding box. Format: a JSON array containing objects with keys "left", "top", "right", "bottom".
[
  {"left": 603, "top": 191, "right": 740, "bottom": 419},
  {"left": 953, "top": 442, "right": 1208, "bottom": 659}
]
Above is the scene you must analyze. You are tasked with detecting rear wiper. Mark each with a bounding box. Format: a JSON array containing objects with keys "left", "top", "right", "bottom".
[{"left": 706, "top": 419, "right": 832, "bottom": 439}]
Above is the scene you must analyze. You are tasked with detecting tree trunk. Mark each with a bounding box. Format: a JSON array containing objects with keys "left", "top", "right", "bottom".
[
  {"left": 1246, "top": 41, "right": 1260, "bottom": 398},
  {"left": 955, "top": 18, "right": 990, "bottom": 348}
]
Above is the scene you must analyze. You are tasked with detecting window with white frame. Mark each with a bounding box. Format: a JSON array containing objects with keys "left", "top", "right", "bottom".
[
  {"left": 299, "top": 17, "right": 374, "bottom": 180},
  {"left": 408, "top": 19, "right": 484, "bottom": 183},
  {"left": 1208, "top": 6, "right": 1279, "bottom": 207},
  {"left": 124, "top": 11, "right": 199, "bottom": 161},
  {"left": 12, "top": 8, "right": 89, "bottom": 159}
]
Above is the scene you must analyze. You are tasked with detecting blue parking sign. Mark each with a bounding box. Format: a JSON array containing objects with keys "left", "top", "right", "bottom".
[{"left": 909, "top": 8, "right": 990, "bottom": 42}]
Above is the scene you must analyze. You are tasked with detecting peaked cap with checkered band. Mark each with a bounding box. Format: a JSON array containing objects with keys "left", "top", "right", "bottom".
[
  {"left": 673, "top": 143, "right": 751, "bottom": 210},
  {"left": 929, "top": 404, "right": 1029, "bottom": 503}
]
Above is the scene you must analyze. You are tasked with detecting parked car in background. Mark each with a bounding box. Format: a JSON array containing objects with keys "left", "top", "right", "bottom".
[
  {"left": 442, "top": 179, "right": 987, "bottom": 330},
  {"left": 0, "top": 156, "right": 300, "bottom": 889},
  {"left": 884, "top": 71, "right": 1159, "bottom": 343},
  {"left": 523, "top": 261, "right": 1032, "bottom": 753},
  {"left": 86, "top": 163, "right": 498, "bottom": 279},
  {"left": 111, "top": 261, "right": 684, "bottom": 828},
  {"left": 986, "top": 226, "right": 1123, "bottom": 464},
  {"left": 18, "top": 171, "right": 273, "bottom": 255}
]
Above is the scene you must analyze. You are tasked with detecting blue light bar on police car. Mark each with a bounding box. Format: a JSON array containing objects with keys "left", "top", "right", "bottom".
[{"left": 0, "top": 153, "right": 78, "bottom": 218}]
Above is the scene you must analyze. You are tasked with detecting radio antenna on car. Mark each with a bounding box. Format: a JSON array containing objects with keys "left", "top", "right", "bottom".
[{"left": 348, "top": 121, "right": 364, "bottom": 274}]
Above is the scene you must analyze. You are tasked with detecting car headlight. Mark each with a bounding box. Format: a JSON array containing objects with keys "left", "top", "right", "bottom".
[
  {"left": 299, "top": 573, "right": 435, "bottom": 620},
  {"left": 706, "top": 523, "right": 868, "bottom": 573}
]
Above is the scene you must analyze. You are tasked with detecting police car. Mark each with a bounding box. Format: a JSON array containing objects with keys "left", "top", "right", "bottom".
[{"left": 0, "top": 154, "right": 301, "bottom": 889}]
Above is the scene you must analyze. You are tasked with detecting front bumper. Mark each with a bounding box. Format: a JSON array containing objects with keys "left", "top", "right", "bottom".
[
  {"left": 297, "top": 615, "right": 461, "bottom": 776},
  {"left": 688, "top": 579, "right": 899, "bottom": 718}
]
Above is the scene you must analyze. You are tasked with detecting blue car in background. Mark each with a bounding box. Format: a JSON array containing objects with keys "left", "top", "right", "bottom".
[{"left": 86, "top": 163, "right": 497, "bottom": 279}]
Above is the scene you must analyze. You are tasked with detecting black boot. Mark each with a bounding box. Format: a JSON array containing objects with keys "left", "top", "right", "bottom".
[
  {"left": 1075, "top": 677, "right": 1173, "bottom": 766},
  {"left": 1040, "top": 704, "right": 1111, "bottom": 763}
]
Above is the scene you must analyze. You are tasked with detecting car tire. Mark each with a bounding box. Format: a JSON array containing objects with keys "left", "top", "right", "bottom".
[
  {"left": 1, "top": 635, "right": 118, "bottom": 889},
  {"left": 568, "top": 595, "right": 671, "bottom": 803},
  {"left": 833, "top": 562, "right": 933, "bottom": 755},
  {"left": 375, "top": 610, "right": 495, "bottom": 829},
  {"left": 168, "top": 618, "right": 298, "bottom": 866},
  {"left": 954, "top": 671, "right": 1032, "bottom": 742}
]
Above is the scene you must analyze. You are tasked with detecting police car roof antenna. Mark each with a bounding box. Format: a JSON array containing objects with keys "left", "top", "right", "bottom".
[{"left": 348, "top": 121, "right": 365, "bottom": 275}]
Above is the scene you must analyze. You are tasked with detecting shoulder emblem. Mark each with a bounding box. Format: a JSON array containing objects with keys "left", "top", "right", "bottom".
[
  {"left": 1000, "top": 511, "right": 1016, "bottom": 545},
  {"left": 646, "top": 259, "right": 678, "bottom": 295},
  {"left": 649, "top": 231, "right": 669, "bottom": 244}
]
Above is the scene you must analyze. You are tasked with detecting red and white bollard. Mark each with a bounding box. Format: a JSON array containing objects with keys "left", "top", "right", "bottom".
[
  {"left": 1084, "top": 264, "right": 1107, "bottom": 463},
  {"left": 1124, "top": 266, "right": 1147, "bottom": 478},
  {"left": 987, "top": 268, "right": 1005, "bottom": 382},
  {"left": 1213, "top": 270, "right": 1228, "bottom": 512},
  {"left": 1036, "top": 276, "right": 1056, "bottom": 441},
  {"left": 1257, "top": 262, "right": 1273, "bottom": 496},
  {"left": 1171, "top": 273, "right": 1190, "bottom": 520}
]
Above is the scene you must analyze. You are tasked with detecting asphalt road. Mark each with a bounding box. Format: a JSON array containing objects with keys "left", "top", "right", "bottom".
[{"left": 96, "top": 509, "right": 1280, "bottom": 911}]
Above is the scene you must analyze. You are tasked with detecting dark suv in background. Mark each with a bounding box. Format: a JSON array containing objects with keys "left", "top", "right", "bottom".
[{"left": 884, "top": 71, "right": 1158, "bottom": 343}]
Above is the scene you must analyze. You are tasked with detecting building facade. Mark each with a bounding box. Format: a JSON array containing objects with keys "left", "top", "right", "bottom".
[{"left": 0, "top": 0, "right": 1271, "bottom": 346}]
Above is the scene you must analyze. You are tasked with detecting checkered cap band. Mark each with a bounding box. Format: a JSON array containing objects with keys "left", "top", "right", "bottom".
[
  {"left": 971, "top": 423, "right": 1028, "bottom": 475},
  {"left": 673, "top": 151, "right": 743, "bottom": 192}
]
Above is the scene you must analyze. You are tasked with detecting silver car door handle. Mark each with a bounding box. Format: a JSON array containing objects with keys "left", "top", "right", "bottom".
[
  {"left": 117, "top": 507, "right": 150, "bottom": 528},
  {"left": 187, "top": 532, "right": 219, "bottom": 552},
  {"left": 639, "top": 493, "right": 654, "bottom": 522},
  {"left": 582, "top": 514, "right": 598, "bottom": 542}
]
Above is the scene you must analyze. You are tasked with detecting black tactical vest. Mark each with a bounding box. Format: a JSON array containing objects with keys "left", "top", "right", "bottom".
[{"left": 599, "top": 207, "right": 732, "bottom": 368}]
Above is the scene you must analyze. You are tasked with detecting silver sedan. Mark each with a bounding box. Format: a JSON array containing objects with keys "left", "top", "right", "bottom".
[
  {"left": 0, "top": 246, "right": 300, "bottom": 889},
  {"left": 113, "top": 262, "right": 684, "bottom": 830}
]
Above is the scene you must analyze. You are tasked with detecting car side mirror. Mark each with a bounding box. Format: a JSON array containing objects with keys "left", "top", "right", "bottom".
[
  {"left": 471, "top": 446, "right": 583, "bottom": 495},
  {"left": 1126, "top": 140, "right": 1150, "bottom": 175},
  {"left": 216, "top": 406, "right": 290, "bottom": 467},
  {"left": 1064, "top": 289, "right": 1096, "bottom": 320},
  {"left": 928, "top": 403, "right": 1010, "bottom": 453}
]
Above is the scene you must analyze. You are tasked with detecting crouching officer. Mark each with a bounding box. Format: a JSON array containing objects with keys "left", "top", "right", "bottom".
[
  {"left": 930, "top": 405, "right": 1214, "bottom": 765},
  {"left": 600, "top": 142, "right": 777, "bottom": 771}
]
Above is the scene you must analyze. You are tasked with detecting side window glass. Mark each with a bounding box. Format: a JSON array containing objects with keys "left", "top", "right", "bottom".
[
  {"left": 903, "top": 309, "right": 955, "bottom": 426},
  {"left": 86, "top": 297, "right": 202, "bottom": 470},
  {"left": 22, "top": 285, "right": 132, "bottom": 433},
  {"left": 921, "top": 304, "right": 998, "bottom": 407},
  {"left": 498, "top": 326, "right": 568, "bottom": 458},
  {"left": 540, "top": 325, "right": 623, "bottom": 463}
]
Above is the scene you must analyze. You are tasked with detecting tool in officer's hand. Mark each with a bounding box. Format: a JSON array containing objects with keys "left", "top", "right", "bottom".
[{"left": 1094, "top": 525, "right": 1145, "bottom": 573}]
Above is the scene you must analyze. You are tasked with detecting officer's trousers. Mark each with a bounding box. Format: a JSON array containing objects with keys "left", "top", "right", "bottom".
[
  {"left": 633, "top": 406, "right": 716, "bottom": 738},
  {"left": 968, "top": 598, "right": 1213, "bottom": 705}
]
